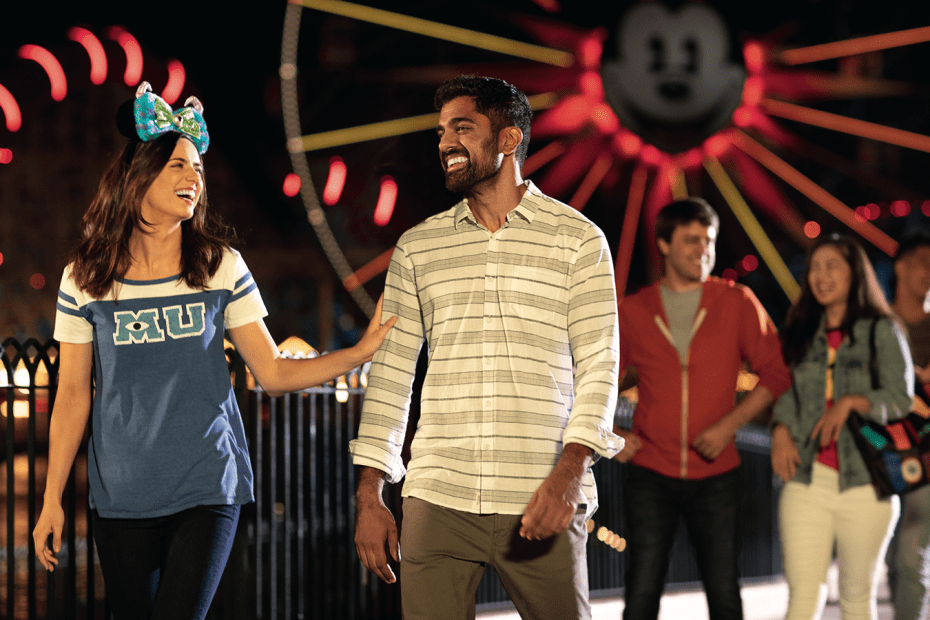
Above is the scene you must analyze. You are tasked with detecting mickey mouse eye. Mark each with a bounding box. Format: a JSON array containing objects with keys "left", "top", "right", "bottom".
[
  {"left": 649, "top": 35, "right": 665, "bottom": 72},
  {"left": 684, "top": 38, "right": 699, "bottom": 74}
]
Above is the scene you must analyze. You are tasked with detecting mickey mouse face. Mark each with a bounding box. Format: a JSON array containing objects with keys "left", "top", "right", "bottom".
[{"left": 601, "top": 2, "right": 746, "bottom": 152}]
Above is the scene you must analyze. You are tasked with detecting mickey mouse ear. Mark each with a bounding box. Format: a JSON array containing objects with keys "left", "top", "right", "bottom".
[{"left": 115, "top": 98, "right": 138, "bottom": 139}]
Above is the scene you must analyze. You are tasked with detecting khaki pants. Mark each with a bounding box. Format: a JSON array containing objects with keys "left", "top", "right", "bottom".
[
  {"left": 399, "top": 497, "right": 591, "bottom": 620},
  {"left": 780, "top": 462, "right": 899, "bottom": 620}
]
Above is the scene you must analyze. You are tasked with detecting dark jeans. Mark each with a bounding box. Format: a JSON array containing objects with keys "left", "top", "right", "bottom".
[
  {"left": 92, "top": 504, "right": 240, "bottom": 620},
  {"left": 623, "top": 465, "right": 743, "bottom": 620}
]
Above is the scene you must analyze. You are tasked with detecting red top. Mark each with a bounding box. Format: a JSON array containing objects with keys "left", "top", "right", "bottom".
[
  {"left": 618, "top": 278, "right": 792, "bottom": 480},
  {"left": 816, "top": 329, "right": 847, "bottom": 470}
]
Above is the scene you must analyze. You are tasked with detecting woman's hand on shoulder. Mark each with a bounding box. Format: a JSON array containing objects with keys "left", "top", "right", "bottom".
[
  {"left": 771, "top": 423, "right": 800, "bottom": 482},
  {"left": 352, "top": 294, "right": 397, "bottom": 365}
]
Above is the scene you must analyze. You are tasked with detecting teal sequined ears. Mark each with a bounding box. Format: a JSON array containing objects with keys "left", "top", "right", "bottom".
[{"left": 133, "top": 82, "right": 209, "bottom": 154}]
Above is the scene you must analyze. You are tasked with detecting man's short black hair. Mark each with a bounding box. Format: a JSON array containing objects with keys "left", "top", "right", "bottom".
[
  {"left": 434, "top": 75, "right": 533, "bottom": 166},
  {"left": 655, "top": 198, "right": 720, "bottom": 245},
  {"left": 895, "top": 228, "right": 930, "bottom": 263}
]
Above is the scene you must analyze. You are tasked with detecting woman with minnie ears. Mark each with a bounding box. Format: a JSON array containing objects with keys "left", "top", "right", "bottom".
[
  {"left": 771, "top": 233, "right": 911, "bottom": 619},
  {"left": 32, "top": 82, "right": 395, "bottom": 619}
]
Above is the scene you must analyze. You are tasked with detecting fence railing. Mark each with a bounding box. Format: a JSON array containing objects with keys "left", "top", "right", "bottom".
[{"left": 2, "top": 338, "right": 782, "bottom": 619}]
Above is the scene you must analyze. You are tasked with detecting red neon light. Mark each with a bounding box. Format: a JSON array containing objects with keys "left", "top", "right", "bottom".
[
  {"left": 703, "top": 134, "right": 731, "bottom": 158},
  {"left": 282, "top": 173, "right": 301, "bottom": 197},
  {"left": 374, "top": 176, "right": 397, "bottom": 227},
  {"left": 579, "top": 71, "right": 603, "bottom": 100},
  {"left": 804, "top": 221, "right": 821, "bottom": 238},
  {"left": 30, "top": 273, "right": 46, "bottom": 290},
  {"left": 891, "top": 200, "right": 911, "bottom": 217},
  {"left": 722, "top": 268, "right": 738, "bottom": 282},
  {"left": 733, "top": 106, "right": 754, "bottom": 128},
  {"left": 67, "top": 27, "right": 107, "bottom": 85},
  {"left": 743, "top": 42, "right": 766, "bottom": 74},
  {"left": 614, "top": 132, "right": 642, "bottom": 157},
  {"left": 742, "top": 77, "right": 763, "bottom": 106},
  {"left": 161, "top": 60, "right": 186, "bottom": 105},
  {"left": 592, "top": 103, "right": 618, "bottom": 134},
  {"left": 578, "top": 36, "right": 603, "bottom": 70},
  {"left": 106, "top": 27, "right": 144, "bottom": 86},
  {"left": 640, "top": 144, "right": 662, "bottom": 166},
  {"left": 18, "top": 45, "right": 67, "bottom": 101},
  {"left": 0, "top": 83, "right": 20, "bottom": 131},
  {"left": 0, "top": 148, "right": 12, "bottom": 164},
  {"left": 923, "top": 201, "right": 930, "bottom": 217},
  {"left": 742, "top": 255, "right": 759, "bottom": 272},
  {"left": 323, "top": 157, "right": 347, "bottom": 205}
]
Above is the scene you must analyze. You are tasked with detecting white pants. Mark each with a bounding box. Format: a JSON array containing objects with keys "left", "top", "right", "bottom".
[{"left": 780, "top": 462, "right": 899, "bottom": 620}]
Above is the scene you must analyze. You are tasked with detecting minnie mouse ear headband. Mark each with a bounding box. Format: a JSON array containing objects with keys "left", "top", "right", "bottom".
[{"left": 129, "top": 82, "right": 210, "bottom": 154}]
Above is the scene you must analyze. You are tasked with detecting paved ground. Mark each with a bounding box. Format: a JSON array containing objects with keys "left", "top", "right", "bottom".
[{"left": 477, "top": 572, "right": 893, "bottom": 619}]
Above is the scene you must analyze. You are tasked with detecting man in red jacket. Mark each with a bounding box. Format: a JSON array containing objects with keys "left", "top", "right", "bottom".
[{"left": 615, "top": 198, "right": 791, "bottom": 620}]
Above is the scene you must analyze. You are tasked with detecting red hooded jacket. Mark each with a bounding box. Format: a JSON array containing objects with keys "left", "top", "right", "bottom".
[{"left": 618, "top": 277, "right": 791, "bottom": 479}]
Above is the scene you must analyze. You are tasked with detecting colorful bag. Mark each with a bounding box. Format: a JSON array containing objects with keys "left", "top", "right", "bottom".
[{"left": 845, "top": 317, "right": 930, "bottom": 498}]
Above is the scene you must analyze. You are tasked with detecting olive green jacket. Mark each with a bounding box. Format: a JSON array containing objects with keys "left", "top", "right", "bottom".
[{"left": 772, "top": 316, "right": 913, "bottom": 490}]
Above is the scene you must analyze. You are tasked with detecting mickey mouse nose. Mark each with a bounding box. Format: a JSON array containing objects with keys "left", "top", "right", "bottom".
[{"left": 658, "top": 81, "right": 690, "bottom": 102}]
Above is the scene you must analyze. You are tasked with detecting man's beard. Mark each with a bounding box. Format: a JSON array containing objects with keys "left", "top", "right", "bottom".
[{"left": 444, "top": 138, "right": 501, "bottom": 193}]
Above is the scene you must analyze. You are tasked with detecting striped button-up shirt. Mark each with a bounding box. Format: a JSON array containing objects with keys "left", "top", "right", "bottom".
[{"left": 349, "top": 181, "right": 622, "bottom": 517}]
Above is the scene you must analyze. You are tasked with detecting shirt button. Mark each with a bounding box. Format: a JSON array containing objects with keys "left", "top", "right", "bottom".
[
  {"left": 485, "top": 400, "right": 492, "bottom": 408},
  {"left": 484, "top": 358, "right": 491, "bottom": 365},
  {"left": 485, "top": 317, "right": 491, "bottom": 323},
  {"left": 483, "top": 444, "right": 491, "bottom": 450}
]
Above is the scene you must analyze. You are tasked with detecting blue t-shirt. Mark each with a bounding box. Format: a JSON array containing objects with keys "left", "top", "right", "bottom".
[{"left": 54, "top": 248, "right": 267, "bottom": 518}]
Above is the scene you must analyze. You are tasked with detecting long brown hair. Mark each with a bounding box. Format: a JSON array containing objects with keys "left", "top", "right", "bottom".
[
  {"left": 780, "top": 233, "right": 895, "bottom": 366},
  {"left": 69, "top": 133, "right": 236, "bottom": 298}
]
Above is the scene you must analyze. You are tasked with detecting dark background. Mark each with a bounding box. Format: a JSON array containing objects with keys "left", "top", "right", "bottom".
[{"left": 2, "top": 0, "right": 929, "bottom": 347}]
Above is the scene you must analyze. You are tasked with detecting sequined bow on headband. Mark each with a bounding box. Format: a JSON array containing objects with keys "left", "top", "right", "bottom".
[{"left": 133, "top": 82, "right": 210, "bottom": 154}]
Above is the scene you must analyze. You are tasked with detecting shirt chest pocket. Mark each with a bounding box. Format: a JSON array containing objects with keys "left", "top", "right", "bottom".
[{"left": 495, "top": 261, "right": 568, "bottom": 330}]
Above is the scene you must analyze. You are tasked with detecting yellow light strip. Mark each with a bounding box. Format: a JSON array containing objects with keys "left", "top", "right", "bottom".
[
  {"left": 762, "top": 98, "right": 930, "bottom": 154},
  {"left": 779, "top": 25, "right": 930, "bottom": 65},
  {"left": 293, "top": 93, "right": 558, "bottom": 152},
  {"left": 292, "top": 0, "right": 575, "bottom": 67},
  {"left": 703, "top": 156, "right": 801, "bottom": 302},
  {"left": 731, "top": 130, "right": 898, "bottom": 256},
  {"left": 670, "top": 165, "right": 688, "bottom": 200}
]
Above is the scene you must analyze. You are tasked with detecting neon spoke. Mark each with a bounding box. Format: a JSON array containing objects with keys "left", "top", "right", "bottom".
[
  {"left": 615, "top": 164, "right": 648, "bottom": 299},
  {"left": 762, "top": 98, "right": 930, "bottom": 154},
  {"left": 779, "top": 25, "right": 930, "bottom": 65},
  {"left": 293, "top": 93, "right": 557, "bottom": 152},
  {"left": 568, "top": 152, "right": 613, "bottom": 210},
  {"left": 731, "top": 130, "right": 898, "bottom": 256},
  {"left": 292, "top": 0, "right": 574, "bottom": 67},
  {"left": 703, "top": 156, "right": 800, "bottom": 301}
]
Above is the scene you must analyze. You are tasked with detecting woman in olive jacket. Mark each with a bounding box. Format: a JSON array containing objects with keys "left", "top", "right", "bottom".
[{"left": 771, "top": 233, "right": 912, "bottom": 620}]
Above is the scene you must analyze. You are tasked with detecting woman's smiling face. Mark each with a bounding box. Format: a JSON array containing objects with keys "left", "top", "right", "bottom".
[{"left": 139, "top": 137, "right": 203, "bottom": 227}]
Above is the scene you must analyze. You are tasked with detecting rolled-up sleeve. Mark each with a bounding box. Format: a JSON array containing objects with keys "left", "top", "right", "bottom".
[
  {"left": 348, "top": 244, "right": 425, "bottom": 483},
  {"left": 562, "top": 226, "right": 623, "bottom": 459}
]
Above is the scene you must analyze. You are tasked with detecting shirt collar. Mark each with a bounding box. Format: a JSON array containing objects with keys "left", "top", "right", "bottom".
[{"left": 453, "top": 180, "right": 540, "bottom": 229}]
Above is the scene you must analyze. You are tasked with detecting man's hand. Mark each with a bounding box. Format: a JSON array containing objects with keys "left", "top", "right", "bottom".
[
  {"left": 520, "top": 444, "right": 592, "bottom": 540},
  {"left": 692, "top": 419, "right": 736, "bottom": 461},
  {"left": 354, "top": 467, "right": 400, "bottom": 583},
  {"left": 612, "top": 427, "right": 642, "bottom": 463},
  {"left": 770, "top": 423, "right": 800, "bottom": 482}
]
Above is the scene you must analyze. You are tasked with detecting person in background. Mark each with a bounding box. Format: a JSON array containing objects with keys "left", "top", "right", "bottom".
[
  {"left": 33, "top": 83, "right": 394, "bottom": 620},
  {"left": 615, "top": 197, "right": 791, "bottom": 620},
  {"left": 886, "top": 229, "right": 930, "bottom": 620},
  {"left": 771, "top": 233, "right": 911, "bottom": 619},
  {"left": 351, "top": 75, "right": 622, "bottom": 620}
]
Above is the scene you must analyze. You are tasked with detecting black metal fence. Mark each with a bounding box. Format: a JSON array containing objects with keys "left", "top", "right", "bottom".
[{"left": 2, "top": 338, "right": 782, "bottom": 619}]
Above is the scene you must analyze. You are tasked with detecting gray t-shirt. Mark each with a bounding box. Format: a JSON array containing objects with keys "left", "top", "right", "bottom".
[{"left": 659, "top": 284, "right": 703, "bottom": 362}]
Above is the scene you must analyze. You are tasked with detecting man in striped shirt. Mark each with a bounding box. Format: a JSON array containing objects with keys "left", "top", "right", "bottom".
[{"left": 350, "top": 76, "right": 623, "bottom": 619}]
